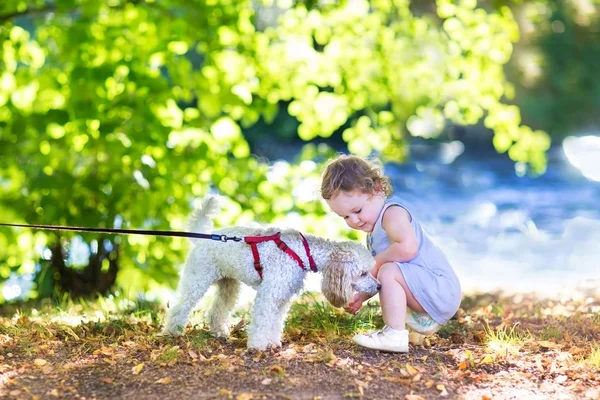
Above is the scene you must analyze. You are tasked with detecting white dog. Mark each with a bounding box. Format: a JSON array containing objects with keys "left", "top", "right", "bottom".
[{"left": 162, "top": 196, "right": 380, "bottom": 350}]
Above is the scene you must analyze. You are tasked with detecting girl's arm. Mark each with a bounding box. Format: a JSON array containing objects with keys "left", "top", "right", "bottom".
[{"left": 370, "top": 206, "right": 419, "bottom": 277}]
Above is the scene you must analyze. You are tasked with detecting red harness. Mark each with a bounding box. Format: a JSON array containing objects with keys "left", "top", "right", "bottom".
[{"left": 244, "top": 232, "right": 317, "bottom": 279}]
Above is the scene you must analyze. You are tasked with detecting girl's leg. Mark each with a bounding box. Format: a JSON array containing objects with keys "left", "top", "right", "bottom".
[{"left": 377, "top": 262, "right": 425, "bottom": 330}]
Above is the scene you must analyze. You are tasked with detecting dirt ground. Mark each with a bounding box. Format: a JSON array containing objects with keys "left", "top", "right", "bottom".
[{"left": 1, "top": 292, "right": 600, "bottom": 399}]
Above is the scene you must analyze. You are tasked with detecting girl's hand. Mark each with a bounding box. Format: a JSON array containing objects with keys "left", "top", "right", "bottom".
[{"left": 345, "top": 292, "right": 370, "bottom": 315}]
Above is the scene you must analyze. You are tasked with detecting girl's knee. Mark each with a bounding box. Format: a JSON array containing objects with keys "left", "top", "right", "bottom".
[{"left": 377, "top": 262, "right": 400, "bottom": 281}]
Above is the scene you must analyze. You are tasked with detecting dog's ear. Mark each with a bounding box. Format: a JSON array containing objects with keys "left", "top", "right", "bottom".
[{"left": 321, "top": 251, "right": 352, "bottom": 308}]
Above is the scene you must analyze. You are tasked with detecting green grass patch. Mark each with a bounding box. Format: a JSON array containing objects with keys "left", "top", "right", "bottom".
[
  {"left": 185, "top": 329, "right": 215, "bottom": 349},
  {"left": 485, "top": 324, "right": 531, "bottom": 356},
  {"left": 285, "top": 292, "right": 382, "bottom": 338},
  {"left": 155, "top": 345, "right": 181, "bottom": 365},
  {"left": 540, "top": 325, "right": 563, "bottom": 340},
  {"left": 588, "top": 345, "right": 600, "bottom": 369}
]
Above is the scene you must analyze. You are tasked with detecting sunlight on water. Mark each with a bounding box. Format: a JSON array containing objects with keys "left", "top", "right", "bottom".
[
  {"left": 2, "top": 280, "right": 21, "bottom": 301},
  {"left": 394, "top": 141, "right": 600, "bottom": 299},
  {"left": 439, "top": 216, "right": 600, "bottom": 298},
  {"left": 563, "top": 135, "right": 600, "bottom": 182}
]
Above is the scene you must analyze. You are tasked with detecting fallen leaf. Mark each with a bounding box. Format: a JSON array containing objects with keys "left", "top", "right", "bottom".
[
  {"left": 236, "top": 393, "right": 253, "bottom": 400},
  {"left": 34, "top": 359, "right": 50, "bottom": 368},
  {"left": 188, "top": 350, "right": 198, "bottom": 359},
  {"left": 409, "top": 332, "right": 424, "bottom": 345},
  {"left": 261, "top": 378, "right": 272, "bottom": 385},
  {"left": 473, "top": 331, "right": 487, "bottom": 343},
  {"left": 406, "top": 363, "right": 418, "bottom": 375},
  {"left": 354, "top": 378, "right": 368, "bottom": 388},
  {"left": 405, "top": 395, "right": 425, "bottom": 400},
  {"left": 132, "top": 363, "right": 144, "bottom": 375},
  {"left": 155, "top": 377, "right": 171, "bottom": 384},
  {"left": 568, "top": 346, "right": 586, "bottom": 356},
  {"left": 437, "top": 384, "right": 449, "bottom": 396},
  {"left": 384, "top": 377, "right": 412, "bottom": 385},
  {"left": 100, "top": 347, "right": 115, "bottom": 356},
  {"left": 63, "top": 327, "right": 80, "bottom": 340},
  {"left": 536, "top": 357, "right": 544, "bottom": 372},
  {"left": 458, "top": 360, "right": 468, "bottom": 370},
  {"left": 9, "top": 390, "right": 21, "bottom": 397},
  {"left": 482, "top": 395, "right": 493, "bottom": 400},
  {"left": 270, "top": 365, "right": 285, "bottom": 376},
  {"left": 537, "top": 340, "right": 561, "bottom": 350},
  {"left": 479, "top": 355, "right": 494, "bottom": 364}
]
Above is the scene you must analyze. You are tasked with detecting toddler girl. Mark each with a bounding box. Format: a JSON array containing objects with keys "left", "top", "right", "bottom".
[{"left": 320, "top": 154, "right": 461, "bottom": 352}]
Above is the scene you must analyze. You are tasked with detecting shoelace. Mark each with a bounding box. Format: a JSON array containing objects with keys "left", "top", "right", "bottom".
[
  {"left": 368, "top": 326, "right": 391, "bottom": 338},
  {"left": 416, "top": 315, "right": 435, "bottom": 326}
]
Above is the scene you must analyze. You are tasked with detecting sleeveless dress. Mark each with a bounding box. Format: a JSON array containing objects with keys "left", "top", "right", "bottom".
[{"left": 367, "top": 197, "right": 461, "bottom": 324}]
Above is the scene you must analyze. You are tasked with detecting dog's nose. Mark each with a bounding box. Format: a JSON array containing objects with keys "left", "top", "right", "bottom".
[{"left": 377, "top": 284, "right": 382, "bottom": 291}]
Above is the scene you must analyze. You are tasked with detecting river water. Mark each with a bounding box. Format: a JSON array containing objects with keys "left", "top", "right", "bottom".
[{"left": 380, "top": 137, "right": 600, "bottom": 298}]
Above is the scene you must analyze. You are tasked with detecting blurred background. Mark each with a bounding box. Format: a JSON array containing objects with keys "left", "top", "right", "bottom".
[{"left": 0, "top": 0, "right": 598, "bottom": 305}]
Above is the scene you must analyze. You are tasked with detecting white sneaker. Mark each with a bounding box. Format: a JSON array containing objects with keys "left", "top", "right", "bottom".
[
  {"left": 405, "top": 309, "right": 441, "bottom": 335},
  {"left": 352, "top": 326, "right": 409, "bottom": 353}
]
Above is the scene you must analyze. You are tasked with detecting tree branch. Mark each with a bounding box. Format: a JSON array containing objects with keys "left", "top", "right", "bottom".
[
  {"left": 0, "top": 4, "right": 57, "bottom": 25},
  {"left": 0, "top": 0, "right": 175, "bottom": 25}
]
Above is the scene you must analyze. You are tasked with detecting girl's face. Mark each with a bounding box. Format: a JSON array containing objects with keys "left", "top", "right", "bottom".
[{"left": 326, "top": 190, "right": 385, "bottom": 233}]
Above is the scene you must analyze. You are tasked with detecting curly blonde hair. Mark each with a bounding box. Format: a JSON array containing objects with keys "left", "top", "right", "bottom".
[{"left": 320, "top": 154, "right": 392, "bottom": 200}]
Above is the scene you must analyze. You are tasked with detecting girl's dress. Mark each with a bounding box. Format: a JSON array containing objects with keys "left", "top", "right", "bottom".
[{"left": 368, "top": 197, "right": 461, "bottom": 324}]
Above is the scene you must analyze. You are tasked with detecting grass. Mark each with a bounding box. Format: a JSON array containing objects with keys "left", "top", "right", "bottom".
[
  {"left": 155, "top": 346, "right": 181, "bottom": 365},
  {"left": 540, "top": 325, "right": 564, "bottom": 340},
  {"left": 588, "top": 346, "right": 600, "bottom": 370},
  {"left": 484, "top": 323, "right": 531, "bottom": 356},
  {"left": 285, "top": 292, "right": 382, "bottom": 338}
]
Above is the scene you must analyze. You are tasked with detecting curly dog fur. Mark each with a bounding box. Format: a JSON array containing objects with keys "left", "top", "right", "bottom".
[{"left": 162, "top": 196, "right": 379, "bottom": 350}]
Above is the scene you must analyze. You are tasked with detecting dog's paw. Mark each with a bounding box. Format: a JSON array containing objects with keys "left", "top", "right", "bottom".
[
  {"left": 209, "top": 326, "right": 230, "bottom": 338},
  {"left": 161, "top": 325, "right": 185, "bottom": 336},
  {"left": 247, "top": 337, "right": 282, "bottom": 351},
  {"left": 247, "top": 340, "right": 270, "bottom": 351}
]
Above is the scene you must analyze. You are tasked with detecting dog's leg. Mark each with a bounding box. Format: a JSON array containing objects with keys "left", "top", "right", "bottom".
[
  {"left": 270, "top": 298, "right": 293, "bottom": 348},
  {"left": 207, "top": 278, "right": 240, "bottom": 338},
  {"left": 163, "top": 266, "right": 218, "bottom": 335},
  {"left": 247, "top": 284, "right": 299, "bottom": 350}
]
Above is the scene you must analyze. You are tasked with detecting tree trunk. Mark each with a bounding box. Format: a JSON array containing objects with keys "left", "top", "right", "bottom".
[{"left": 48, "top": 238, "right": 119, "bottom": 298}]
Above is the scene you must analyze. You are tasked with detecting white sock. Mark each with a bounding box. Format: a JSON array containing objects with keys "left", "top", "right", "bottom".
[{"left": 385, "top": 326, "right": 407, "bottom": 335}]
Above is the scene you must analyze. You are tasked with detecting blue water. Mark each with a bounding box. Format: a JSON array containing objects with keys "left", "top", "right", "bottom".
[{"left": 383, "top": 141, "right": 600, "bottom": 296}]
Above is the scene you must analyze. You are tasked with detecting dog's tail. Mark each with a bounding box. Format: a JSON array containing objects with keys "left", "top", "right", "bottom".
[{"left": 187, "top": 195, "right": 221, "bottom": 242}]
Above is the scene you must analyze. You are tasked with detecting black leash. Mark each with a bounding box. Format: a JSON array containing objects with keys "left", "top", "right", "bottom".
[{"left": 0, "top": 222, "right": 243, "bottom": 242}]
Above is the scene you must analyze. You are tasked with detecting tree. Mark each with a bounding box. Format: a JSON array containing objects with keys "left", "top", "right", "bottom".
[
  {"left": 0, "top": 0, "right": 550, "bottom": 302},
  {"left": 507, "top": 0, "right": 600, "bottom": 136}
]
